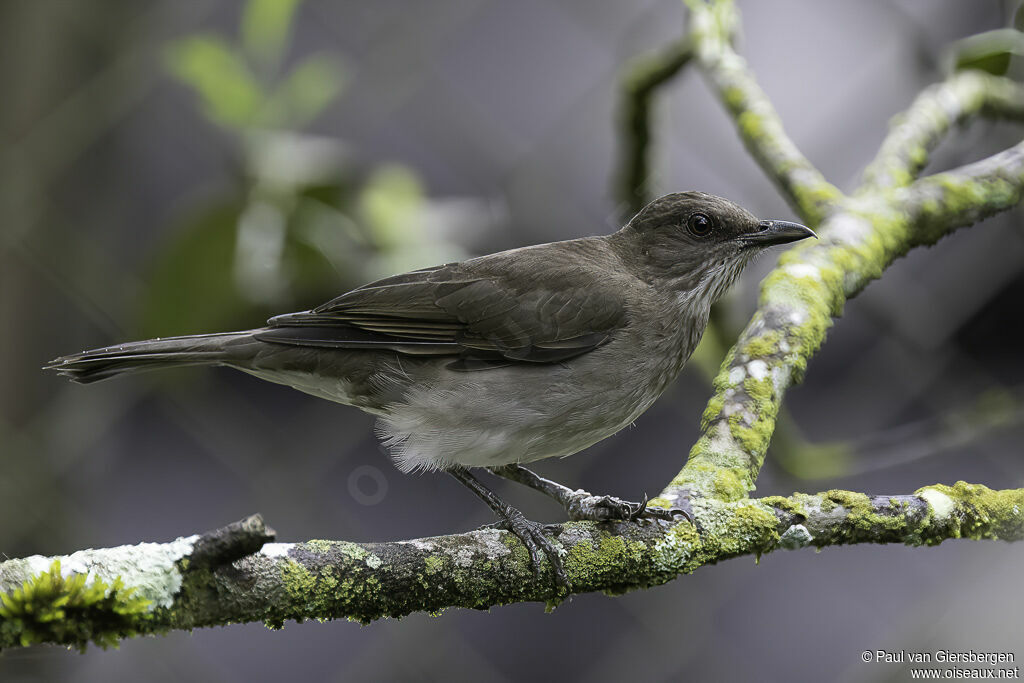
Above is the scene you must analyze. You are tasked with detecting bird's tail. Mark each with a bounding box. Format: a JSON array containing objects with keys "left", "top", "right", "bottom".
[{"left": 45, "top": 331, "right": 259, "bottom": 384}]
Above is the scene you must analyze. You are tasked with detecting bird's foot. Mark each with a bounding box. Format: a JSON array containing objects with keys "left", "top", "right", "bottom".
[
  {"left": 450, "top": 467, "right": 569, "bottom": 591},
  {"left": 565, "top": 490, "right": 693, "bottom": 524},
  {"left": 565, "top": 492, "right": 645, "bottom": 522},
  {"left": 487, "top": 464, "right": 693, "bottom": 525},
  {"left": 490, "top": 510, "right": 569, "bottom": 590}
]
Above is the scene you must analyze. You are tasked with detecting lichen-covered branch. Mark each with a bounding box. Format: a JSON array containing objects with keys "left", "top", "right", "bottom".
[
  {"left": 685, "top": 0, "right": 844, "bottom": 226},
  {"left": 3, "top": 483, "right": 1021, "bottom": 650},
  {"left": 661, "top": 138, "right": 1024, "bottom": 503},
  {"left": 615, "top": 37, "right": 693, "bottom": 214},
  {"left": 897, "top": 140, "right": 1024, "bottom": 246},
  {"left": 860, "top": 70, "right": 1024, "bottom": 192}
]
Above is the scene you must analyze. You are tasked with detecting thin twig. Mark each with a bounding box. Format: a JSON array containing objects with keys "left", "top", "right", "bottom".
[{"left": 615, "top": 37, "right": 694, "bottom": 215}]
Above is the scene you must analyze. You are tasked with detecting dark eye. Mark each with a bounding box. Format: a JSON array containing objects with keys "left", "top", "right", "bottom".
[{"left": 687, "top": 212, "right": 713, "bottom": 237}]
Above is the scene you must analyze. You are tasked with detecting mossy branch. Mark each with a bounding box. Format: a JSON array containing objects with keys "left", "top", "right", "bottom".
[
  {"left": 3, "top": 483, "right": 1021, "bottom": 649},
  {"left": 666, "top": 138, "right": 1024, "bottom": 501},
  {"left": 684, "top": 0, "right": 844, "bottom": 226},
  {"left": 860, "top": 70, "right": 1024, "bottom": 192},
  {"left": 663, "top": 0, "right": 1024, "bottom": 501},
  {"left": 898, "top": 140, "right": 1024, "bottom": 246},
  {"left": 615, "top": 36, "right": 694, "bottom": 215}
]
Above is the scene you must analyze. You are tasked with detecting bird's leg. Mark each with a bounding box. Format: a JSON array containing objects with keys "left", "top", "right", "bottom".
[
  {"left": 489, "top": 464, "right": 691, "bottom": 523},
  {"left": 448, "top": 468, "right": 569, "bottom": 589}
]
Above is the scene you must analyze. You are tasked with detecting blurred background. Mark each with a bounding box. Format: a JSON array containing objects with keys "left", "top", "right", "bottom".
[{"left": 2, "top": 1, "right": 1023, "bottom": 681}]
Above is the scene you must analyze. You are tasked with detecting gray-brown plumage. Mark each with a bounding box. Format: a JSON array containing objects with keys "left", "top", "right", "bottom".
[{"left": 47, "top": 192, "right": 814, "bottom": 586}]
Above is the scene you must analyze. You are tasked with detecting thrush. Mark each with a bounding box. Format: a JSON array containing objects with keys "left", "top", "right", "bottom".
[{"left": 47, "top": 192, "right": 815, "bottom": 587}]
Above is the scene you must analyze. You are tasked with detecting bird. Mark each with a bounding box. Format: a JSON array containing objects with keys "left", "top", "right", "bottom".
[{"left": 46, "top": 191, "right": 815, "bottom": 588}]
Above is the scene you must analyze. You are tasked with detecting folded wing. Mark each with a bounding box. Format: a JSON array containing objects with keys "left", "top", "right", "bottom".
[{"left": 254, "top": 244, "right": 628, "bottom": 369}]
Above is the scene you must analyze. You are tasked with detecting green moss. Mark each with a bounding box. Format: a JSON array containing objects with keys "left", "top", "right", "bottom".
[
  {"left": 910, "top": 173, "right": 1021, "bottom": 246},
  {"left": 331, "top": 542, "right": 383, "bottom": 570},
  {"left": 932, "top": 175, "right": 994, "bottom": 213},
  {"left": 793, "top": 183, "right": 844, "bottom": 226},
  {"left": 727, "top": 413, "right": 763, "bottom": 456},
  {"left": 647, "top": 496, "right": 674, "bottom": 511},
  {"left": 720, "top": 505, "right": 781, "bottom": 556},
  {"left": 760, "top": 495, "right": 808, "bottom": 520},
  {"left": 304, "top": 540, "right": 333, "bottom": 554},
  {"left": 917, "top": 482, "right": 1024, "bottom": 543},
  {"left": 671, "top": 448, "right": 752, "bottom": 502},
  {"left": 907, "top": 144, "right": 928, "bottom": 170},
  {"left": 742, "top": 376, "right": 773, "bottom": 402},
  {"left": 759, "top": 266, "right": 834, "bottom": 361},
  {"left": 675, "top": 501, "right": 780, "bottom": 569},
  {"left": 652, "top": 520, "right": 701, "bottom": 575},
  {"left": 741, "top": 330, "right": 783, "bottom": 359},
  {"left": 764, "top": 253, "right": 837, "bottom": 317},
  {"left": 737, "top": 111, "right": 765, "bottom": 144},
  {"left": 709, "top": 467, "right": 745, "bottom": 501},
  {"left": 563, "top": 530, "right": 652, "bottom": 595},
  {"left": 0, "top": 560, "right": 152, "bottom": 651},
  {"left": 726, "top": 383, "right": 776, "bottom": 466},
  {"left": 280, "top": 558, "right": 318, "bottom": 604},
  {"left": 700, "top": 393, "right": 726, "bottom": 430},
  {"left": 276, "top": 557, "right": 395, "bottom": 626},
  {"left": 711, "top": 345, "right": 738, "bottom": 392},
  {"left": 817, "top": 489, "right": 917, "bottom": 542},
  {"left": 424, "top": 556, "right": 445, "bottom": 575},
  {"left": 824, "top": 489, "right": 870, "bottom": 512},
  {"left": 722, "top": 85, "right": 746, "bottom": 112}
]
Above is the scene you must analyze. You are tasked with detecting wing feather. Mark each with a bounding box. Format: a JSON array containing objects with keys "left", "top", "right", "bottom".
[{"left": 257, "top": 240, "right": 629, "bottom": 367}]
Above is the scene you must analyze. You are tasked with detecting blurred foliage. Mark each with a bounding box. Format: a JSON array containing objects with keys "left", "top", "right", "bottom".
[
  {"left": 948, "top": 28, "right": 1024, "bottom": 76},
  {"left": 947, "top": 2, "right": 1024, "bottom": 78},
  {"left": 165, "top": 0, "right": 341, "bottom": 129},
  {"left": 149, "top": 0, "right": 470, "bottom": 336}
]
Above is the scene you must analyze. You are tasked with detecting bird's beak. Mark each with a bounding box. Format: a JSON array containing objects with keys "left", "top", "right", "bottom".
[{"left": 739, "top": 220, "right": 817, "bottom": 247}]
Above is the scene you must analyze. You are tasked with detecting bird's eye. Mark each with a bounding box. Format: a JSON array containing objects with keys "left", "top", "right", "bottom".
[{"left": 687, "top": 212, "right": 713, "bottom": 237}]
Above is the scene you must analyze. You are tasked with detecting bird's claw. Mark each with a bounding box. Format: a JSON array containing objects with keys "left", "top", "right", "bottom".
[
  {"left": 566, "top": 491, "right": 693, "bottom": 524},
  {"left": 503, "top": 510, "right": 570, "bottom": 590},
  {"left": 566, "top": 493, "right": 641, "bottom": 521},
  {"left": 480, "top": 513, "right": 569, "bottom": 590}
]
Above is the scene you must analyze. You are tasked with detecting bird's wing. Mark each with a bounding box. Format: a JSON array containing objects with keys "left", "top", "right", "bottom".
[{"left": 253, "top": 243, "right": 629, "bottom": 366}]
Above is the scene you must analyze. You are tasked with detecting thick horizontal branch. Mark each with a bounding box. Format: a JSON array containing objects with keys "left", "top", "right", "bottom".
[
  {"left": 2, "top": 483, "right": 1021, "bottom": 650},
  {"left": 685, "top": 0, "right": 844, "bottom": 226},
  {"left": 860, "top": 70, "right": 1024, "bottom": 192}
]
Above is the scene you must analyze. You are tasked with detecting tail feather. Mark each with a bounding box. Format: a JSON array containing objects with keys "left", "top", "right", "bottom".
[{"left": 45, "top": 332, "right": 257, "bottom": 384}]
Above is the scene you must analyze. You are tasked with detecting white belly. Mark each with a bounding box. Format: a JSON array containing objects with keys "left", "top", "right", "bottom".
[
  {"left": 375, "top": 341, "right": 680, "bottom": 473},
  {"left": 237, "top": 329, "right": 689, "bottom": 474}
]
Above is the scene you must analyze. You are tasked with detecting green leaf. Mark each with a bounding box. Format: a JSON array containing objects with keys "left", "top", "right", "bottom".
[
  {"left": 165, "top": 35, "right": 263, "bottom": 128},
  {"left": 242, "top": 0, "right": 302, "bottom": 67},
  {"left": 263, "top": 53, "right": 346, "bottom": 127},
  {"left": 949, "top": 28, "right": 1024, "bottom": 76}
]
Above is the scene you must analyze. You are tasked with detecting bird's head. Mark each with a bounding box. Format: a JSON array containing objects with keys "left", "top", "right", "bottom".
[{"left": 614, "top": 191, "right": 816, "bottom": 311}]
